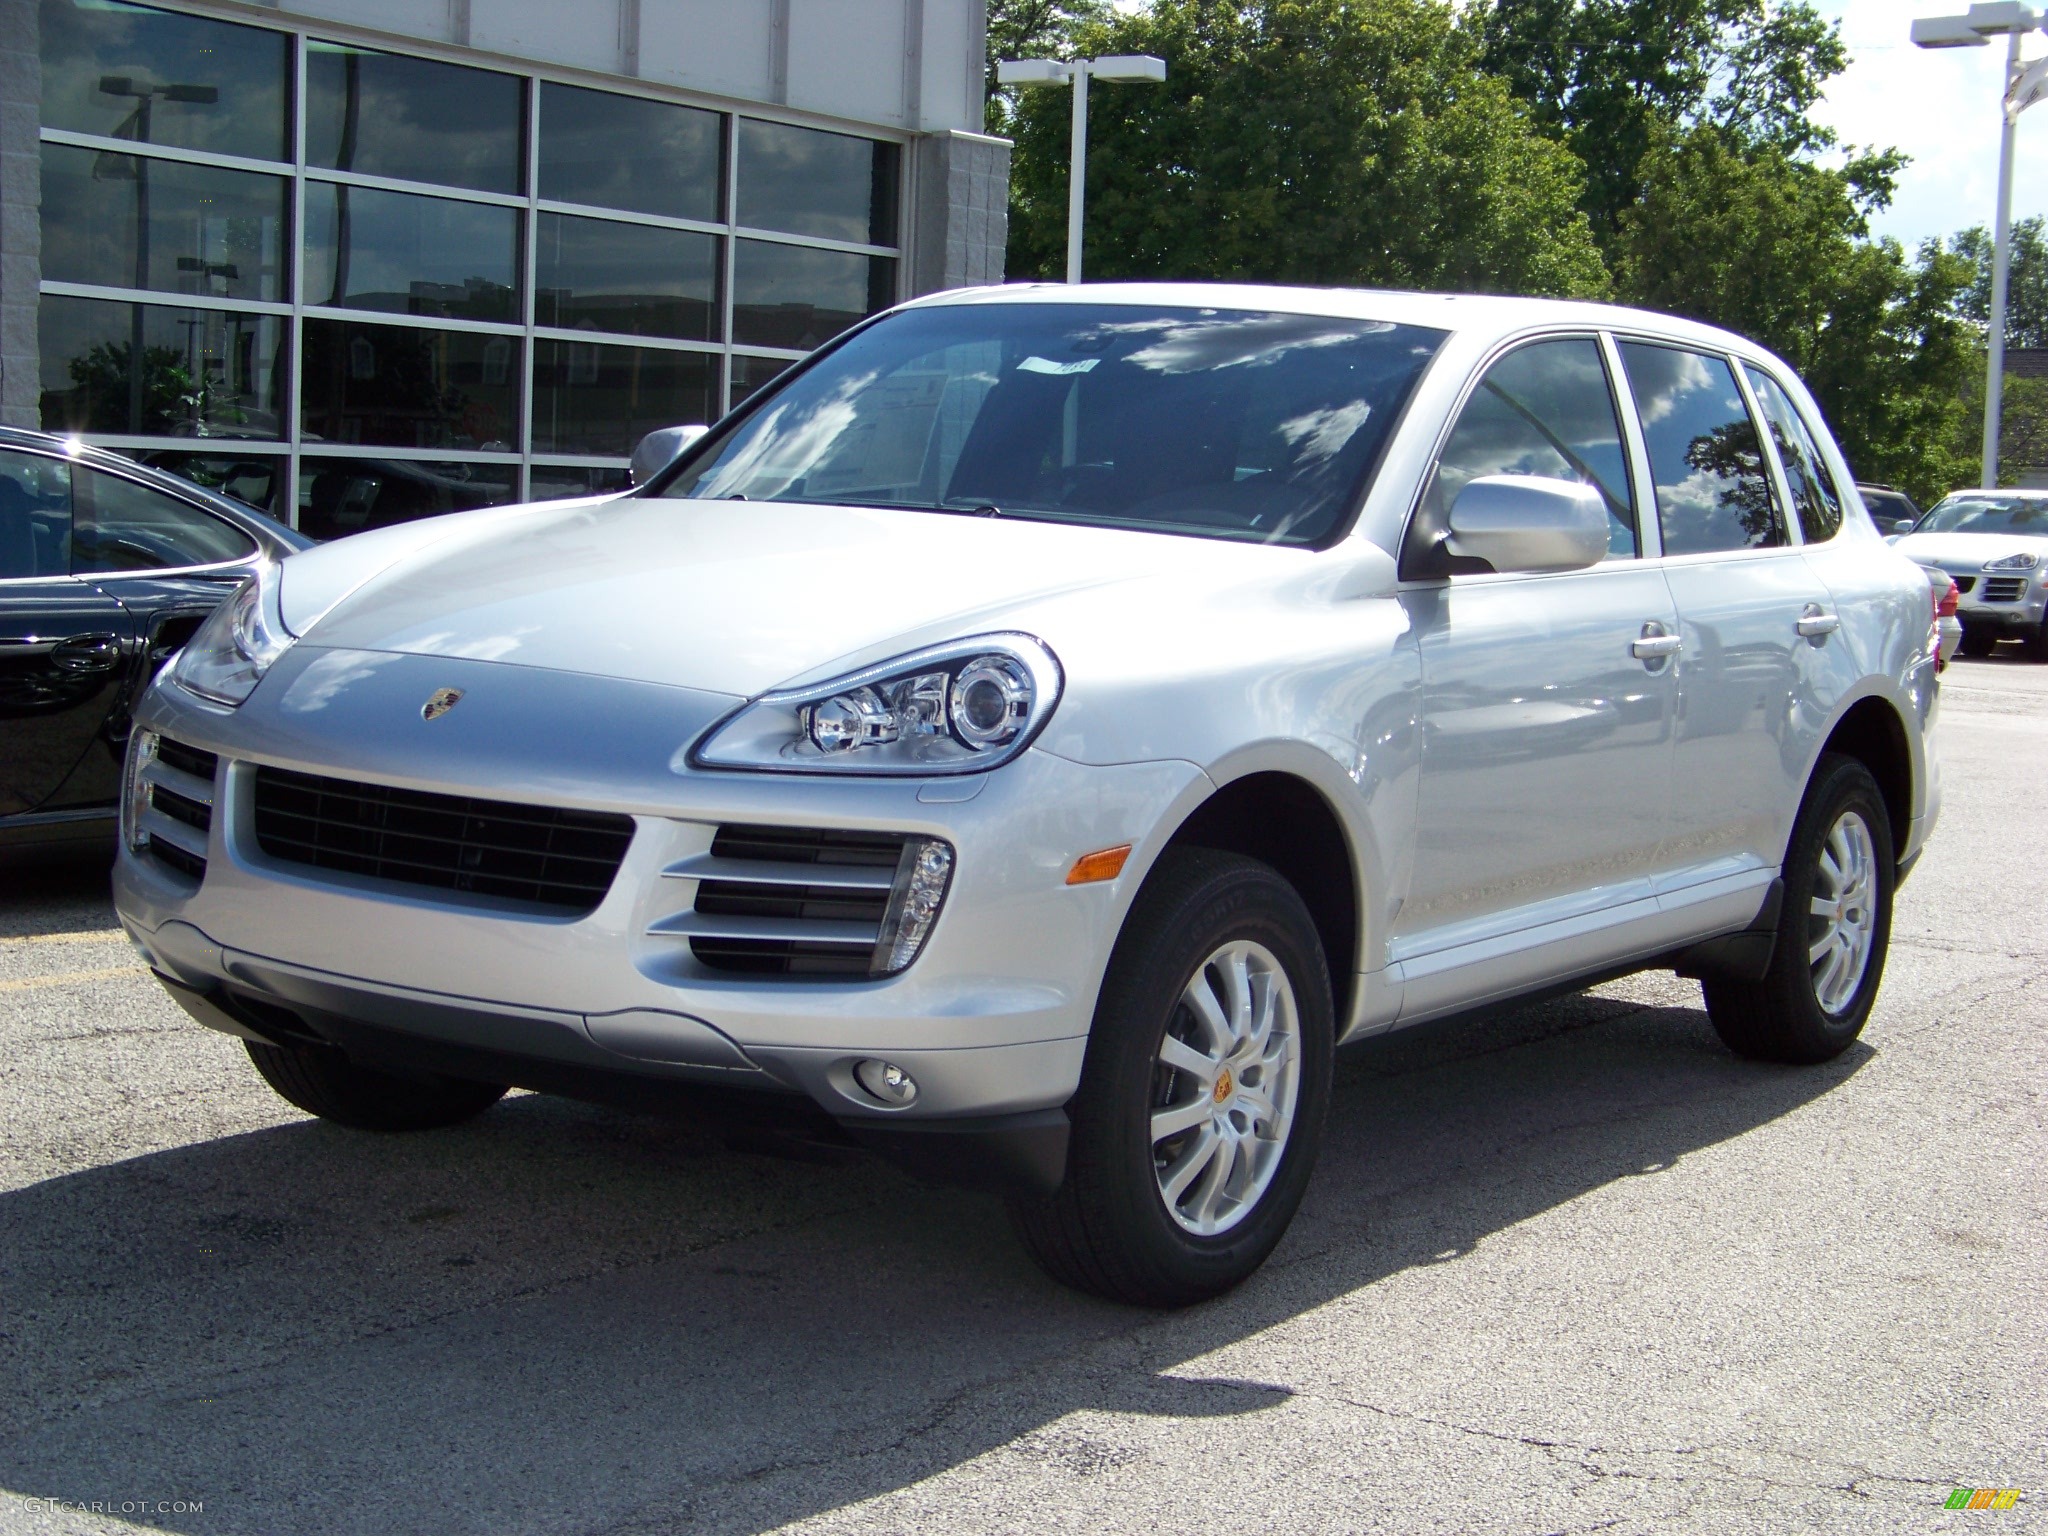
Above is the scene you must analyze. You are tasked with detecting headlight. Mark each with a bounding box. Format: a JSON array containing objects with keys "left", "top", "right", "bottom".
[
  {"left": 1985, "top": 551, "right": 2039, "bottom": 570},
  {"left": 691, "top": 634, "right": 1063, "bottom": 775},
  {"left": 171, "top": 564, "right": 293, "bottom": 706}
]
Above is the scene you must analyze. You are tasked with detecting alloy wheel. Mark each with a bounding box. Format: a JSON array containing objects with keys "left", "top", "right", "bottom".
[{"left": 1808, "top": 809, "right": 1878, "bottom": 1016}]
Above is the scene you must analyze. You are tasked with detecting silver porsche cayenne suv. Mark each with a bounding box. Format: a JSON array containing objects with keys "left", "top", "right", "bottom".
[{"left": 113, "top": 285, "right": 1940, "bottom": 1305}]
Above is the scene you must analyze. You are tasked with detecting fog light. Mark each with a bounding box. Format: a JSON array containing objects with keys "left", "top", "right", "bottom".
[
  {"left": 854, "top": 1058, "right": 918, "bottom": 1106},
  {"left": 122, "top": 730, "right": 159, "bottom": 852}
]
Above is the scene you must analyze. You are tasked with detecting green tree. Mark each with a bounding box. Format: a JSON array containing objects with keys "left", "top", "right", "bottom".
[
  {"left": 985, "top": 0, "right": 1111, "bottom": 134},
  {"left": 1947, "top": 218, "right": 2048, "bottom": 350},
  {"left": 1476, "top": 0, "right": 1846, "bottom": 245},
  {"left": 1005, "top": 0, "right": 1609, "bottom": 297},
  {"left": 1614, "top": 125, "right": 1977, "bottom": 505}
]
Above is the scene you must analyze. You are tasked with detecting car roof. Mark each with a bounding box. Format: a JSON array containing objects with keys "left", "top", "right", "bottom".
[
  {"left": 0, "top": 424, "right": 310, "bottom": 551},
  {"left": 904, "top": 282, "right": 1782, "bottom": 362}
]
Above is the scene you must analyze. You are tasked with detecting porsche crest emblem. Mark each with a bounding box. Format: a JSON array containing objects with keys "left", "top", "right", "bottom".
[{"left": 421, "top": 687, "right": 465, "bottom": 722}]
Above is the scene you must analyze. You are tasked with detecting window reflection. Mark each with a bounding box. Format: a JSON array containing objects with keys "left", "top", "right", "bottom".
[
  {"left": 538, "top": 83, "right": 721, "bottom": 222},
  {"left": 733, "top": 242, "right": 894, "bottom": 349},
  {"left": 304, "top": 183, "right": 518, "bottom": 322},
  {"left": 1618, "top": 342, "right": 1784, "bottom": 556},
  {"left": 531, "top": 341, "right": 718, "bottom": 456},
  {"left": 39, "top": 0, "right": 289, "bottom": 161},
  {"left": 42, "top": 143, "right": 286, "bottom": 303},
  {"left": 301, "top": 319, "right": 518, "bottom": 451},
  {"left": 40, "top": 296, "right": 284, "bottom": 439},
  {"left": 306, "top": 43, "right": 523, "bottom": 195},
  {"left": 730, "top": 354, "right": 793, "bottom": 409},
  {"left": 530, "top": 464, "right": 632, "bottom": 502},
  {"left": 736, "top": 121, "right": 899, "bottom": 244},
  {"left": 298, "top": 456, "right": 517, "bottom": 541},
  {"left": 131, "top": 450, "right": 289, "bottom": 517},
  {"left": 535, "top": 214, "right": 718, "bottom": 341}
]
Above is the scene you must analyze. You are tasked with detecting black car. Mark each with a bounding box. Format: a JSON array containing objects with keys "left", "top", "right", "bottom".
[
  {"left": 1857, "top": 482, "right": 1924, "bottom": 534},
  {"left": 1, "top": 428, "right": 309, "bottom": 850}
]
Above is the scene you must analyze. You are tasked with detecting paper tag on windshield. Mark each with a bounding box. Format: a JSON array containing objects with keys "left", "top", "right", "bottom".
[{"left": 1017, "top": 356, "right": 1099, "bottom": 375}]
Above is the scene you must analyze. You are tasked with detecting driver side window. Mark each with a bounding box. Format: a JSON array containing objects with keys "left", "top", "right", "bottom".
[
  {"left": 1432, "top": 338, "right": 1640, "bottom": 560},
  {"left": 0, "top": 449, "right": 72, "bottom": 580},
  {"left": 71, "top": 468, "right": 258, "bottom": 574}
]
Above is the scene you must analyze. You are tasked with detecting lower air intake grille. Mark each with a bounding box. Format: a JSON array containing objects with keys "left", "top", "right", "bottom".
[
  {"left": 683, "top": 824, "right": 937, "bottom": 977},
  {"left": 1951, "top": 576, "right": 1976, "bottom": 595},
  {"left": 142, "top": 737, "right": 218, "bottom": 882},
  {"left": 251, "top": 766, "right": 634, "bottom": 915}
]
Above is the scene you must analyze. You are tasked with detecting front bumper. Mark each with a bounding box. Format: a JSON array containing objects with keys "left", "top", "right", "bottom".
[
  {"left": 114, "top": 647, "right": 1205, "bottom": 1186},
  {"left": 1955, "top": 581, "right": 2047, "bottom": 632}
]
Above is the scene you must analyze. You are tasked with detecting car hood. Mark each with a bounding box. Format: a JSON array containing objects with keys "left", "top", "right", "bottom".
[
  {"left": 289, "top": 495, "right": 1282, "bottom": 698},
  {"left": 1893, "top": 530, "right": 2048, "bottom": 571}
]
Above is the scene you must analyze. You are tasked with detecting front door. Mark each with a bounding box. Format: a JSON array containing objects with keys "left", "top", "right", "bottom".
[{"left": 1396, "top": 336, "right": 1679, "bottom": 1011}]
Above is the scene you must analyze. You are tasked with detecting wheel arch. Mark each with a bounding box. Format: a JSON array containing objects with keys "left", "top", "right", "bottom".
[{"left": 1814, "top": 693, "right": 1914, "bottom": 861}]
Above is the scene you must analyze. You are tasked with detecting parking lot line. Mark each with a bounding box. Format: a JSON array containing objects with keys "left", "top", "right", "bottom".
[{"left": 0, "top": 965, "right": 147, "bottom": 992}]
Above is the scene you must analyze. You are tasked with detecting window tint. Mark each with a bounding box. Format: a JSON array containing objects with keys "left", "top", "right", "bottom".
[
  {"left": 531, "top": 341, "right": 719, "bottom": 456},
  {"left": 70, "top": 467, "right": 256, "bottom": 572},
  {"left": 665, "top": 304, "right": 1448, "bottom": 547},
  {"left": 40, "top": 295, "right": 285, "bottom": 439},
  {"left": 730, "top": 354, "right": 794, "bottom": 408},
  {"left": 300, "top": 319, "right": 519, "bottom": 451},
  {"left": 303, "top": 184, "right": 519, "bottom": 323},
  {"left": 1745, "top": 366, "right": 1842, "bottom": 543},
  {"left": 736, "top": 122, "right": 899, "bottom": 244},
  {"left": 131, "top": 451, "right": 288, "bottom": 517},
  {"left": 1433, "top": 338, "right": 1637, "bottom": 559},
  {"left": 39, "top": 0, "right": 290, "bottom": 162},
  {"left": 0, "top": 450, "right": 73, "bottom": 580},
  {"left": 41, "top": 143, "right": 287, "bottom": 303},
  {"left": 535, "top": 214, "right": 720, "bottom": 341},
  {"left": 306, "top": 44, "right": 523, "bottom": 195},
  {"left": 538, "top": 83, "right": 722, "bottom": 223},
  {"left": 1618, "top": 342, "right": 1785, "bottom": 556},
  {"left": 733, "top": 241, "right": 895, "bottom": 349},
  {"left": 298, "top": 457, "right": 517, "bottom": 541}
]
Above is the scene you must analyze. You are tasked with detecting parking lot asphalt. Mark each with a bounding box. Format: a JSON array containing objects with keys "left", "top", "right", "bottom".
[{"left": 0, "top": 653, "right": 2043, "bottom": 1536}]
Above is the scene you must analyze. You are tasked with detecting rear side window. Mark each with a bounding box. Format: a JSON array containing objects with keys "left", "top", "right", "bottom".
[
  {"left": 71, "top": 468, "right": 258, "bottom": 574},
  {"left": 1432, "top": 337, "right": 1638, "bottom": 559},
  {"left": 1618, "top": 341, "right": 1786, "bottom": 556},
  {"left": 0, "top": 449, "right": 73, "bottom": 580},
  {"left": 1745, "top": 366, "right": 1843, "bottom": 543}
]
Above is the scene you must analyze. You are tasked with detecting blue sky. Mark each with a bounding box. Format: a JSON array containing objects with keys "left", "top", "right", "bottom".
[{"left": 1811, "top": 1, "right": 2042, "bottom": 251}]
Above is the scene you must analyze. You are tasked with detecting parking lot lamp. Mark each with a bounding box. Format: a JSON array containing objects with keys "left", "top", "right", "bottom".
[
  {"left": 995, "top": 54, "right": 1166, "bottom": 284},
  {"left": 1914, "top": 3, "right": 2045, "bottom": 487}
]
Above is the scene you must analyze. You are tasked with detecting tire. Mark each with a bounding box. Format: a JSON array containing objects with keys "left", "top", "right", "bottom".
[
  {"left": 1958, "top": 630, "right": 1999, "bottom": 658},
  {"left": 1703, "top": 754, "right": 1894, "bottom": 1065},
  {"left": 245, "top": 1039, "right": 507, "bottom": 1131},
  {"left": 1007, "top": 849, "right": 1334, "bottom": 1307},
  {"left": 2026, "top": 618, "right": 2048, "bottom": 662}
]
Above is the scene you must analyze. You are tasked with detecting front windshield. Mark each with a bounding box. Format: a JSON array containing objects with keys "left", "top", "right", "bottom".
[
  {"left": 660, "top": 302, "right": 1447, "bottom": 545},
  {"left": 1919, "top": 494, "right": 2048, "bottom": 535}
]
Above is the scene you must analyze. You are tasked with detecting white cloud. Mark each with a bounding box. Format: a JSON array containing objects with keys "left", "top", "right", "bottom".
[{"left": 1812, "top": 0, "right": 2048, "bottom": 251}]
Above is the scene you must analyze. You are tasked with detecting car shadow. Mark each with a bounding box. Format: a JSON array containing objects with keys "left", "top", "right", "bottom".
[{"left": 0, "top": 926, "right": 1870, "bottom": 1534}]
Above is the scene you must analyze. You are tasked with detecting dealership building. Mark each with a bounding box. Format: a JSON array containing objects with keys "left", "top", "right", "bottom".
[{"left": 0, "top": 0, "right": 1008, "bottom": 535}]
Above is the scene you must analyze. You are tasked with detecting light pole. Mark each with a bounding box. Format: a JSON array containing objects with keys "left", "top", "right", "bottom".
[
  {"left": 1914, "top": 2, "right": 2045, "bottom": 487},
  {"left": 996, "top": 54, "right": 1166, "bottom": 284}
]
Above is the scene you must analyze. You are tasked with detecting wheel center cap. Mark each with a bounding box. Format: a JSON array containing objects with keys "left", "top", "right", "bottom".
[{"left": 1213, "top": 1068, "right": 1234, "bottom": 1104}]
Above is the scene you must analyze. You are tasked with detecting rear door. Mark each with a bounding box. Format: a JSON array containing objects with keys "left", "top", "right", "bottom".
[
  {"left": 1613, "top": 340, "right": 1834, "bottom": 888},
  {"left": 0, "top": 447, "right": 137, "bottom": 817}
]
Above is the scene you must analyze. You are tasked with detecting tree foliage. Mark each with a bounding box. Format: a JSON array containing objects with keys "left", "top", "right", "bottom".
[
  {"left": 1004, "top": 0, "right": 1608, "bottom": 297},
  {"left": 1945, "top": 218, "right": 2048, "bottom": 351}
]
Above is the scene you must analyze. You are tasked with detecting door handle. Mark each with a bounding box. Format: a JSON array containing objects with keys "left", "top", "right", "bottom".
[
  {"left": 1631, "top": 622, "right": 1682, "bottom": 661},
  {"left": 1797, "top": 605, "right": 1840, "bottom": 640},
  {"left": 49, "top": 633, "right": 124, "bottom": 674}
]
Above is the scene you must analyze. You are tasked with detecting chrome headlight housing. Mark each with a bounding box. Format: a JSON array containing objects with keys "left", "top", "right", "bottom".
[
  {"left": 171, "top": 563, "right": 294, "bottom": 706},
  {"left": 1984, "top": 551, "right": 2039, "bottom": 570},
  {"left": 692, "top": 634, "right": 1063, "bottom": 775}
]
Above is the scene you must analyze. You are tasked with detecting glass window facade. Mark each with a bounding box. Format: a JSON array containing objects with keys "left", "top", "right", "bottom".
[{"left": 36, "top": 0, "right": 906, "bottom": 531}]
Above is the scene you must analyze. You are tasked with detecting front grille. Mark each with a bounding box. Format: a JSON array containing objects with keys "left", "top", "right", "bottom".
[
  {"left": 141, "top": 737, "right": 218, "bottom": 883},
  {"left": 1983, "top": 576, "right": 2028, "bottom": 603},
  {"left": 251, "top": 766, "right": 634, "bottom": 915},
  {"left": 1951, "top": 576, "right": 1976, "bottom": 595},
  {"left": 685, "top": 825, "right": 911, "bottom": 976}
]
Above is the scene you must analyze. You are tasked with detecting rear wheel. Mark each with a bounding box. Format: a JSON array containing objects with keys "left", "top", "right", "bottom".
[
  {"left": 245, "top": 1040, "right": 507, "bottom": 1131},
  {"left": 1008, "top": 849, "right": 1333, "bottom": 1307},
  {"left": 1958, "top": 630, "right": 1999, "bottom": 658},
  {"left": 1703, "top": 754, "right": 1893, "bottom": 1064}
]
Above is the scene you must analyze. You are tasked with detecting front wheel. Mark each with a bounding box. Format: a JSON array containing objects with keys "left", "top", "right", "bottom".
[
  {"left": 1958, "top": 630, "right": 1999, "bottom": 658},
  {"left": 2026, "top": 617, "right": 2048, "bottom": 662},
  {"left": 1008, "top": 849, "right": 1334, "bottom": 1307},
  {"left": 1703, "top": 754, "right": 1893, "bottom": 1064}
]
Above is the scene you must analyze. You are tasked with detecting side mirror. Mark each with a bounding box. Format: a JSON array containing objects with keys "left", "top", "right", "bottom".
[
  {"left": 629, "top": 424, "right": 709, "bottom": 487},
  {"left": 1445, "top": 474, "right": 1609, "bottom": 574},
  {"left": 1893, "top": 518, "right": 1916, "bottom": 535}
]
